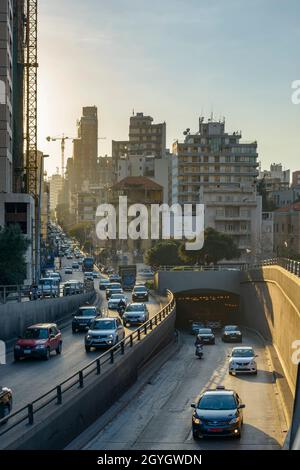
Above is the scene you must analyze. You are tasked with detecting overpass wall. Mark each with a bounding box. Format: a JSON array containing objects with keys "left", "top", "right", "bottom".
[
  {"left": 0, "top": 292, "right": 95, "bottom": 341},
  {"left": 240, "top": 266, "right": 300, "bottom": 395}
]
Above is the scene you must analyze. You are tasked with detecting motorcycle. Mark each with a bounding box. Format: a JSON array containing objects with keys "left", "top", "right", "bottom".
[
  {"left": 117, "top": 304, "right": 126, "bottom": 317},
  {"left": 195, "top": 344, "right": 204, "bottom": 359}
]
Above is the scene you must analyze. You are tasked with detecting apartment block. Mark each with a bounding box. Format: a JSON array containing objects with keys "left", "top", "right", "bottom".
[
  {"left": 274, "top": 203, "right": 300, "bottom": 256},
  {"left": 172, "top": 117, "right": 261, "bottom": 258}
]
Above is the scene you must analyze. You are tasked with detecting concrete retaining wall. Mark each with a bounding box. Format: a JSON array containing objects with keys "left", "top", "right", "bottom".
[
  {"left": 3, "top": 307, "right": 176, "bottom": 450},
  {"left": 0, "top": 292, "right": 95, "bottom": 341},
  {"left": 240, "top": 266, "right": 300, "bottom": 395}
]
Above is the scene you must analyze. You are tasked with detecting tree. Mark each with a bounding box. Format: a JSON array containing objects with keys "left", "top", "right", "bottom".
[
  {"left": 144, "top": 240, "right": 184, "bottom": 268},
  {"left": 0, "top": 225, "right": 30, "bottom": 285},
  {"left": 179, "top": 227, "right": 241, "bottom": 265},
  {"left": 68, "top": 222, "right": 94, "bottom": 247}
]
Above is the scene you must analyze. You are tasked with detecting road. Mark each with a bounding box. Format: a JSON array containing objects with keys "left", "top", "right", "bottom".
[
  {"left": 83, "top": 331, "right": 288, "bottom": 450},
  {"left": 0, "top": 258, "right": 162, "bottom": 411}
]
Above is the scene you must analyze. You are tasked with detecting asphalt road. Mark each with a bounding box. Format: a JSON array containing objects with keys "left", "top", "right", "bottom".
[
  {"left": 0, "top": 257, "right": 162, "bottom": 411},
  {"left": 83, "top": 331, "right": 288, "bottom": 450}
]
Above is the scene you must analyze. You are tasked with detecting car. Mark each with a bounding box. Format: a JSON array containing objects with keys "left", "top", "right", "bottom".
[
  {"left": 222, "top": 325, "right": 243, "bottom": 343},
  {"left": 106, "top": 283, "right": 122, "bottom": 300},
  {"left": 191, "top": 386, "right": 245, "bottom": 439},
  {"left": 0, "top": 387, "right": 12, "bottom": 424},
  {"left": 191, "top": 321, "right": 206, "bottom": 335},
  {"left": 63, "top": 280, "right": 83, "bottom": 296},
  {"left": 72, "top": 262, "right": 79, "bottom": 270},
  {"left": 65, "top": 267, "right": 73, "bottom": 275},
  {"left": 228, "top": 347, "right": 258, "bottom": 375},
  {"left": 109, "top": 274, "right": 122, "bottom": 283},
  {"left": 132, "top": 285, "right": 149, "bottom": 302},
  {"left": 99, "top": 278, "right": 111, "bottom": 290},
  {"left": 92, "top": 271, "right": 99, "bottom": 278},
  {"left": 108, "top": 293, "right": 128, "bottom": 310},
  {"left": 36, "top": 278, "right": 60, "bottom": 298},
  {"left": 196, "top": 328, "right": 215, "bottom": 345},
  {"left": 72, "top": 306, "right": 101, "bottom": 332},
  {"left": 49, "top": 272, "right": 62, "bottom": 282},
  {"left": 66, "top": 254, "right": 73, "bottom": 260},
  {"left": 84, "top": 272, "right": 94, "bottom": 281},
  {"left": 14, "top": 323, "right": 62, "bottom": 361},
  {"left": 123, "top": 303, "right": 149, "bottom": 327},
  {"left": 85, "top": 317, "right": 125, "bottom": 351}
]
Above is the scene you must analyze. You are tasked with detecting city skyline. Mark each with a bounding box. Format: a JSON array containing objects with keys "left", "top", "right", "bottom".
[{"left": 38, "top": 0, "right": 300, "bottom": 176}]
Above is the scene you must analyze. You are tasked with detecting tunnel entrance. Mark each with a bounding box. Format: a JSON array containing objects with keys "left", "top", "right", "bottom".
[{"left": 175, "top": 289, "right": 240, "bottom": 331}]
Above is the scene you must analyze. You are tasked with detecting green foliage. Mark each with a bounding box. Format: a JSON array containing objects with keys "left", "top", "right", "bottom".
[
  {"left": 144, "top": 240, "right": 184, "bottom": 267},
  {"left": 68, "top": 222, "right": 94, "bottom": 247},
  {"left": 0, "top": 225, "right": 30, "bottom": 285},
  {"left": 179, "top": 227, "right": 241, "bottom": 265}
]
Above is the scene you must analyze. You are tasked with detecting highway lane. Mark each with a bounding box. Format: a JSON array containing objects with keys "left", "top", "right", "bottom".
[
  {"left": 84, "top": 331, "right": 288, "bottom": 450},
  {"left": 0, "top": 258, "right": 162, "bottom": 411}
]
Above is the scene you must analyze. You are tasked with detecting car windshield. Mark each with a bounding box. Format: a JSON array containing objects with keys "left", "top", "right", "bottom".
[
  {"left": 232, "top": 349, "right": 254, "bottom": 357},
  {"left": 198, "top": 329, "right": 212, "bottom": 334},
  {"left": 110, "top": 284, "right": 121, "bottom": 289},
  {"left": 110, "top": 294, "right": 124, "bottom": 300},
  {"left": 92, "top": 320, "right": 115, "bottom": 330},
  {"left": 126, "top": 305, "right": 144, "bottom": 312},
  {"left": 39, "top": 279, "right": 54, "bottom": 286},
  {"left": 134, "top": 287, "right": 147, "bottom": 292},
  {"left": 198, "top": 394, "right": 236, "bottom": 410},
  {"left": 23, "top": 328, "right": 49, "bottom": 340},
  {"left": 77, "top": 308, "right": 97, "bottom": 317},
  {"left": 225, "top": 326, "right": 238, "bottom": 331}
]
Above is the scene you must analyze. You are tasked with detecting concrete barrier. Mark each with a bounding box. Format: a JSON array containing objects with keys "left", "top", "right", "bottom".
[
  {"left": 3, "top": 306, "right": 176, "bottom": 450},
  {"left": 0, "top": 292, "right": 95, "bottom": 341},
  {"left": 240, "top": 266, "right": 300, "bottom": 398}
]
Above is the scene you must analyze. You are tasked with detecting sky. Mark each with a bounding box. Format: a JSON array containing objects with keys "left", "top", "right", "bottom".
[{"left": 38, "top": 0, "right": 300, "bottom": 176}]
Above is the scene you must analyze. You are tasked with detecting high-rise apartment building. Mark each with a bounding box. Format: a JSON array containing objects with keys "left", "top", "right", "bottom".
[
  {"left": 0, "top": 0, "right": 13, "bottom": 193},
  {"left": 73, "top": 106, "right": 98, "bottom": 189},
  {"left": 172, "top": 117, "right": 261, "bottom": 257},
  {"left": 49, "top": 173, "right": 63, "bottom": 212},
  {"left": 258, "top": 163, "right": 290, "bottom": 192}
]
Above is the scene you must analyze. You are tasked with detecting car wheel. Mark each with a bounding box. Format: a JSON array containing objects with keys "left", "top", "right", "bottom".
[
  {"left": 192, "top": 430, "right": 199, "bottom": 440},
  {"left": 235, "top": 431, "right": 241, "bottom": 439},
  {"left": 56, "top": 342, "right": 62, "bottom": 355},
  {"left": 85, "top": 345, "right": 91, "bottom": 353},
  {"left": 44, "top": 348, "right": 50, "bottom": 361},
  {"left": 253, "top": 370, "right": 257, "bottom": 375}
]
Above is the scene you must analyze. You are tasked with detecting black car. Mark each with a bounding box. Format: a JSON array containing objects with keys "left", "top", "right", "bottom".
[
  {"left": 191, "top": 386, "right": 245, "bottom": 439},
  {"left": 0, "top": 387, "right": 12, "bottom": 424},
  {"left": 222, "top": 325, "right": 243, "bottom": 343},
  {"left": 106, "top": 283, "right": 122, "bottom": 300},
  {"left": 72, "top": 306, "right": 101, "bottom": 333},
  {"left": 132, "top": 285, "right": 149, "bottom": 302},
  {"left": 196, "top": 328, "right": 215, "bottom": 345}
]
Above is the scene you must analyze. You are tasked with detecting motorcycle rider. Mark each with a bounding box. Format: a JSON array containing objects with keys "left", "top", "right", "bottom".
[
  {"left": 195, "top": 333, "right": 204, "bottom": 357},
  {"left": 117, "top": 298, "right": 127, "bottom": 316}
]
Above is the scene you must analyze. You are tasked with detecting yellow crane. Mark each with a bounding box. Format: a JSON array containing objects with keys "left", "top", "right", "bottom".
[{"left": 46, "top": 134, "right": 74, "bottom": 178}]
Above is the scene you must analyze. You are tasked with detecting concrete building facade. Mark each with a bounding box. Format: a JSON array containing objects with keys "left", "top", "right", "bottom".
[
  {"left": 274, "top": 202, "right": 300, "bottom": 257},
  {"left": 0, "top": 0, "right": 13, "bottom": 193},
  {"left": 172, "top": 117, "right": 261, "bottom": 259}
]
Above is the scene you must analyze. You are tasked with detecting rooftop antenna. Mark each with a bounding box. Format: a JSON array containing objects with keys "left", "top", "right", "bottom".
[{"left": 132, "top": 108, "right": 135, "bottom": 116}]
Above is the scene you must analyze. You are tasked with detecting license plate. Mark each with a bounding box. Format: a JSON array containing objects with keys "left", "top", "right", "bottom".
[
  {"left": 208, "top": 428, "right": 222, "bottom": 432},
  {"left": 24, "top": 350, "right": 31, "bottom": 354}
]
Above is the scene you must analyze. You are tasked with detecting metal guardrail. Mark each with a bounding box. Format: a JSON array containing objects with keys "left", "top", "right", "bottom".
[
  {"left": 158, "top": 258, "right": 300, "bottom": 277},
  {"left": 0, "top": 290, "right": 175, "bottom": 437},
  {"left": 0, "top": 283, "right": 94, "bottom": 304}
]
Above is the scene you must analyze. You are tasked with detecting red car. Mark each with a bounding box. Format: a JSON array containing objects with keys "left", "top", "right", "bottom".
[{"left": 14, "top": 323, "right": 62, "bottom": 361}]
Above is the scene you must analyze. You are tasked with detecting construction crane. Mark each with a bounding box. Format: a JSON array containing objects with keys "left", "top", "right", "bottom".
[
  {"left": 46, "top": 134, "right": 74, "bottom": 178},
  {"left": 24, "top": 0, "right": 38, "bottom": 198}
]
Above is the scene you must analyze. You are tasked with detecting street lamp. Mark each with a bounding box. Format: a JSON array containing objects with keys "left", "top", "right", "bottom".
[{"left": 36, "top": 154, "right": 50, "bottom": 283}]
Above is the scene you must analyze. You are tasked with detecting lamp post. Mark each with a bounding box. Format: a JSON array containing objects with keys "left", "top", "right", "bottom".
[{"left": 36, "top": 154, "right": 50, "bottom": 283}]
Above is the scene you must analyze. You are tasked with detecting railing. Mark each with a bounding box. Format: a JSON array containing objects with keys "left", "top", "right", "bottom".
[
  {"left": 0, "top": 282, "right": 94, "bottom": 304},
  {"left": 0, "top": 290, "right": 175, "bottom": 438},
  {"left": 158, "top": 258, "right": 300, "bottom": 277}
]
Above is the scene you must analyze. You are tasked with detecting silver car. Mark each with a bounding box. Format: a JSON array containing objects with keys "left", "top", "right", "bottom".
[
  {"left": 108, "top": 293, "right": 127, "bottom": 310},
  {"left": 123, "top": 303, "right": 149, "bottom": 327},
  {"left": 85, "top": 317, "right": 125, "bottom": 351},
  {"left": 228, "top": 347, "right": 258, "bottom": 375}
]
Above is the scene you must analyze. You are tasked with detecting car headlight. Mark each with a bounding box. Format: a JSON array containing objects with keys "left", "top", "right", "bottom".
[
  {"left": 86, "top": 334, "right": 91, "bottom": 340},
  {"left": 107, "top": 334, "right": 114, "bottom": 339},
  {"left": 14, "top": 345, "right": 21, "bottom": 350},
  {"left": 229, "top": 417, "right": 240, "bottom": 424},
  {"left": 192, "top": 416, "right": 202, "bottom": 425}
]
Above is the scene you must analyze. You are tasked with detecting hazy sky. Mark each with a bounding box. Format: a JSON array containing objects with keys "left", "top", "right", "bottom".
[{"left": 38, "top": 0, "right": 300, "bottom": 176}]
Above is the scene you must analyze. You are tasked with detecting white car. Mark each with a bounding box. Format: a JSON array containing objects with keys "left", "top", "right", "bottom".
[
  {"left": 85, "top": 317, "right": 125, "bottom": 351},
  {"left": 228, "top": 347, "right": 258, "bottom": 375},
  {"left": 108, "top": 293, "right": 127, "bottom": 310}
]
